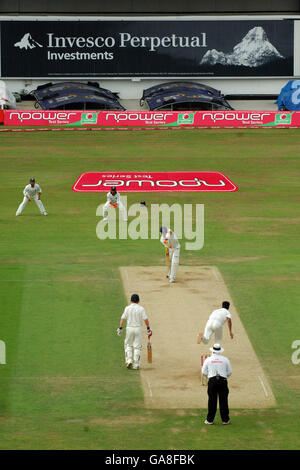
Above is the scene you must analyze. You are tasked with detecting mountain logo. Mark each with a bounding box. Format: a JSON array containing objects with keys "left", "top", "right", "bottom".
[
  {"left": 14, "top": 33, "right": 43, "bottom": 50},
  {"left": 200, "top": 26, "right": 284, "bottom": 68}
]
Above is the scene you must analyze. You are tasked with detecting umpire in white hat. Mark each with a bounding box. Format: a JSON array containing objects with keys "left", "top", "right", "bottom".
[{"left": 202, "top": 343, "right": 232, "bottom": 425}]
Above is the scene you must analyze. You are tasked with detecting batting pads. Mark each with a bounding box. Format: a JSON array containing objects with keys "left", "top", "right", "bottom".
[
  {"left": 169, "top": 248, "right": 180, "bottom": 282},
  {"left": 124, "top": 327, "right": 142, "bottom": 368}
]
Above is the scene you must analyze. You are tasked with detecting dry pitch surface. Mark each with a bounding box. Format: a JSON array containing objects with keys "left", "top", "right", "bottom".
[{"left": 120, "top": 266, "right": 275, "bottom": 409}]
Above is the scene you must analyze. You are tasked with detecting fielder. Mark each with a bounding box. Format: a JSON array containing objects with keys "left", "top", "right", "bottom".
[
  {"left": 160, "top": 226, "right": 180, "bottom": 283},
  {"left": 197, "top": 301, "right": 234, "bottom": 346},
  {"left": 16, "top": 178, "right": 48, "bottom": 216},
  {"left": 103, "top": 186, "right": 127, "bottom": 221},
  {"left": 117, "top": 294, "right": 152, "bottom": 370}
]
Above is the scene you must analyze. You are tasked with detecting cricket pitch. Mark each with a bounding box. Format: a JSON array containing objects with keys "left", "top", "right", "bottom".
[{"left": 120, "top": 266, "right": 276, "bottom": 409}]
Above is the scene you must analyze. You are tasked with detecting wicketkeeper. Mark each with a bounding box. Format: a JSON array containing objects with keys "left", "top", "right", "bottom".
[
  {"left": 117, "top": 294, "right": 152, "bottom": 370},
  {"left": 103, "top": 186, "right": 127, "bottom": 221},
  {"left": 160, "top": 226, "right": 180, "bottom": 283},
  {"left": 16, "top": 178, "right": 48, "bottom": 216}
]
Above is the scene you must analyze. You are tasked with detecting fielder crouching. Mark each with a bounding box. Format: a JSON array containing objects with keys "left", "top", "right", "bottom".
[
  {"left": 16, "top": 178, "right": 48, "bottom": 216},
  {"left": 117, "top": 294, "right": 152, "bottom": 370},
  {"left": 103, "top": 186, "right": 127, "bottom": 221}
]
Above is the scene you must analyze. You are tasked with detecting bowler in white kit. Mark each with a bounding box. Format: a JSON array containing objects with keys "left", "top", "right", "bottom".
[
  {"left": 16, "top": 178, "right": 48, "bottom": 216},
  {"left": 117, "top": 294, "right": 152, "bottom": 370},
  {"left": 197, "top": 301, "right": 234, "bottom": 346}
]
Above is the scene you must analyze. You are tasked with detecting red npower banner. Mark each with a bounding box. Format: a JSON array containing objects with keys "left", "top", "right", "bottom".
[
  {"left": 4, "top": 109, "right": 300, "bottom": 127},
  {"left": 72, "top": 172, "right": 238, "bottom": 193},
  {"left": 0, "top": 110, "right": 4, "bottom": 124}
]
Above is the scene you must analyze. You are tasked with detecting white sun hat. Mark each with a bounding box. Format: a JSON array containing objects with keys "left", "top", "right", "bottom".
[{"left": 210, "top": 343, "right": 224, "bottom": 353}]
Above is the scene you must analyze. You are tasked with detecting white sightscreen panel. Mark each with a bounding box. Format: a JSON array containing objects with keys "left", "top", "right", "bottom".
[
  {"left": 294, "top": 21, "right": 300, "bottom": 76},
  {"left": 0, "top": 22, "right": 1, "bottom": 77}
]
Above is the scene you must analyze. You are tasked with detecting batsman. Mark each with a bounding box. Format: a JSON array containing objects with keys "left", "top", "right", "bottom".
[
  {"left": 160, "top": 226, "right": 180, "bottom": 283},
  {"left": 117, "top": 294, "right": 152, "bottom": 370}
]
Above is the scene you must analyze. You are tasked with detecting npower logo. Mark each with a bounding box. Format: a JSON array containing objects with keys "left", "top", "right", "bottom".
[
  {"left": 201, "top": 112, "right": 271, "bottom": 123},
  {"left": 7, "top": 111, "right": 77, "bottom": 122},
  {"left": 105, "top": 112, "right": 173, "bottom": 123},
  {"left": 72, "top": 171, "right": 238, "bottom": 193}
]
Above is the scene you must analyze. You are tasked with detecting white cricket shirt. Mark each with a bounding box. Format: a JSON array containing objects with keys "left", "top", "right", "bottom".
[
  {"left": 202, "top": 353, "right": 232, "bottom": 379},
  {"left": 107, "top": 191, "right": 120, "bottom": 205},
  {"left": 209, "top": 308, "right": 231, "bottom": 326},
  {"left": 23, "top": 183, "right": 42, "bottom": 198},
  {"left": 121, "top": 303, "right": 148, "bottom": 327},
  {"left": 160, "top": 228, "right": 180, "bottom": 250}
]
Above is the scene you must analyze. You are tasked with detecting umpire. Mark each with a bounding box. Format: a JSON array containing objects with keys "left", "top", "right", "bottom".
[{"left": 202, "top": 343, "right": 232, "bottom": 425}]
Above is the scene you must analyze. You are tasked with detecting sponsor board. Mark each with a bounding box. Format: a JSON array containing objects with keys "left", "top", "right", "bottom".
[
  {"left": 72, "top": 171, "right": 238, "bottom": 193},
  {"left": 0, "top": 19, "right": 294, "bottom": 77},
  {"left": 0, "top": 110, "right": 4, "bottom": 124},
  {"left": 4, "top": 110, "right": 300, "bottom": 128},
  {"left": 4, "top": 110, "right": 80, "bottom": 126}
]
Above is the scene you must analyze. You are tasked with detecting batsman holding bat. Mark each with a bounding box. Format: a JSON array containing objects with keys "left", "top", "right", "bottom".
[
  {"left": 117, "top": 294, "right": 152, "bottom": 370},
  {"left": 160, "top": 226, "right": 180, "bottom": 283}
]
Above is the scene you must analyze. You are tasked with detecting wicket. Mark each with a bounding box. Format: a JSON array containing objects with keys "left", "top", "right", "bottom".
[{"left": 200, "top": 354, "right": 209, "bottom": 385}]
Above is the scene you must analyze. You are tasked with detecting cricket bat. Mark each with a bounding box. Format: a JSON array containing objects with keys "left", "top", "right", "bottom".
[
  {"left": 165, "top": 247, "right": 170, "bottom": 266},
  {"left": 165, "top": 247, "right": 170, "bottom": 278},
  {"left": 147, "top": 337, "right": 152, "bottom": 363}
]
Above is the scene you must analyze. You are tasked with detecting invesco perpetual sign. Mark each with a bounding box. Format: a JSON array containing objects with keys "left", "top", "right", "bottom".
[
  {"left": 72, "top": 172, "right": 238, "bottom": 193},
  {"left": 2, "top": 19, "right": 293, "bottom": 78},
  {"left": 15, "top": 31, "right": 208, "bottom": 53},
  {"left": 47, "top": 32, "right": 207, "bottom": 52}
]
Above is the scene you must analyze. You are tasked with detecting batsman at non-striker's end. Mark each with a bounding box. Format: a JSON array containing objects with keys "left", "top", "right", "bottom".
[{"left": 117, "top": 294, "right": 152, "bottom": 370}]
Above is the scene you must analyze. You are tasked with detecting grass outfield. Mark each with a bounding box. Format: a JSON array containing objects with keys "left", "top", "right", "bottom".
[{"left": 0, "top": 129, "right": 300, "bottom": 450}]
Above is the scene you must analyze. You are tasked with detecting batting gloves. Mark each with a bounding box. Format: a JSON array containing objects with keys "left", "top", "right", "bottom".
[
  {"left": 147, "top": 327, "right": 152, "bottom": 337},
  {"left": 117, "top": 327, "right": 123, "bottom": 336}
]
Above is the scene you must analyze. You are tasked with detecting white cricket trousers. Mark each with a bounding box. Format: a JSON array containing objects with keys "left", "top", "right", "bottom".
[
  {"left": 202, "top": 319, "right": 223, "bottom": 345},
  {"left": 16, "top": 195, "right": 47, "bottom": 216},
  {"left": 124, "top": 326, "right": 143, "bottom": 367},
  {"left": 168, "top": 247, "right": 180, "bottom": 281},
  {"left": 103, "top": 201, "right": 127, "bottom": 221}
]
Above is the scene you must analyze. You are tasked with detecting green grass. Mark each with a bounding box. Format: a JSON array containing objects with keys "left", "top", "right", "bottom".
[{"left": 0, "top": 129, "right": 300, "bottom": 449}]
